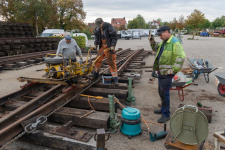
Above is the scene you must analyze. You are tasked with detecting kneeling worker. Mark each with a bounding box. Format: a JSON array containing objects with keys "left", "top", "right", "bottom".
[
  {"left": 56, "top": 34, "right": 83, "bottom": 63},
  {"left": 92, "top": 18, "right": 118, "bottom": 85},
  {"left": 152, "top": 25, "right": 185, "bottom": 123}
]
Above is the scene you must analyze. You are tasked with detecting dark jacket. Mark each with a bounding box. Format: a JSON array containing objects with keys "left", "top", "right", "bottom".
[{"left": 94, "top": 22, "right": 118, "bottom": 49}]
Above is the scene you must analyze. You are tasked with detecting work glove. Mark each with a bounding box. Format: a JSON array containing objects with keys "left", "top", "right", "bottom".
[
  {"left": 150, "top": 38, "right": 156, "bottom": 44},
  {"left": 110, "top": 46, "right": 115, "bottom": 51},
  {"left": 164, "top": 69, "right": 174, "bottom": 75},
  {"left": 78, "top": 60, "right": 83, "bottom": 64}
]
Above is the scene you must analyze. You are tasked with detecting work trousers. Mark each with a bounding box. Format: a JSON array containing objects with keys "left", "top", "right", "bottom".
[
  {"left": 94, "top": 40, "right": 118, "bottom": 77},
  {"left": 158, "top": 75, "right": 173, "bottom": 118}
]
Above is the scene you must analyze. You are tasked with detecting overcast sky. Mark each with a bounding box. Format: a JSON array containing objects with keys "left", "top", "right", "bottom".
[{"left": 83, "top": 0, "right": 225, "bottom": 24}]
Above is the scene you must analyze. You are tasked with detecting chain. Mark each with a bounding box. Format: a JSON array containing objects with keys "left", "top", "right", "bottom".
[
  {"left": 0, "top": 77, "right": 102, "bottom": 150},
  {"left": 0, "top": 130, "right": 26, "bottom": 150}
]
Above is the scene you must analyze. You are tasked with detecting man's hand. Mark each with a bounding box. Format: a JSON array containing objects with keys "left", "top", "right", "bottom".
[
  {"left": 165, "top": 69, "right": 174, "bottom": 75},
  {"left": 110, "top": 46, "right": 115, "bottom": 51},
  {"left": 150, "top": 37, "right": 156, "bottom": 44}
]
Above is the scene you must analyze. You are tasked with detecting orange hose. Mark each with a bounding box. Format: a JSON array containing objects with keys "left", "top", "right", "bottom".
[
  {"left": 114, "top": 98, "right": 125, "bottom": 109},
  {"left": 88, "top": 96, "right": 95, "bottom": 111}
]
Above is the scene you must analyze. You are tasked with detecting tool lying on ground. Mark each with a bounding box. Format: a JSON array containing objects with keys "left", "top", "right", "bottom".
[
  {"left": 150, "top": 124, "right": 168, "bottom": 141},
  {"left": 80, "top": 110, "right": 95, "bottom": 118},
  {"left": 80, "top": 94, "right": 103, "bottom": 99},
  {"left": 192, "top": 100, "right": 203, "bottom": 107},
  {"left": 17, "top": 48, "right": 110, "bottom": 86}
]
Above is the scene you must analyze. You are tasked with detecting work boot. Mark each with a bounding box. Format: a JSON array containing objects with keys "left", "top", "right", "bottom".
[
  {"left": 153, "top": 109, "right": 162, "bottom": 114},
  {"left": 91, "top": 72, "right": 99, "bottom": 78},
  {"left": 113, "top": 77, "right": 118, "bottom": 86},
  {"left": 157, "top": 116, "right": 170, "bottom": 123}
]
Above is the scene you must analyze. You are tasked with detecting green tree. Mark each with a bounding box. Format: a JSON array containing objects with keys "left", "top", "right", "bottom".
[
  {"left": 0, "top": 0, "right": 23, "bottom": 21},
  {"left": 82, "top": 28, "right": 92, "bottom": 40},
  {"left": 198, "top": 19, "right": 211, "bottom": 30},
  {"left": 157, "top": 18, "right": 163, "bottom": 26},
  {"left": 185, "top": 9, "right": 205, "bottom": 39},
  {"left": 212, "top": 16, "right": 225, "bottom": 28},
  {"left": 57, "top": 0, "right": 86, "bottom": 30},
  {"left": 127, "top": 19, "right": 139, "bottom": 29},
  {"left": 168, "top": 18, "right": 177, "bottom": 32},
  {"left": 222, "top": 21, "right": 225, "bottom": 27},
  {"left": 145, "top": 23, "right": 150, "bottom": 29},
  {"left": 134, "top": 14, "right": 146, "bottom": 28},
  {"left": 0, "top": 0, "right": 87, "bottom": 35},
  {"left": 177, "top": 15, "right": 185, "bottom": 31},
  {"left": 119, "top": 24, "right": 126, "bottom": 30},
  {"left": 14, "top": 0, "right": 52, "bottom": 36}
]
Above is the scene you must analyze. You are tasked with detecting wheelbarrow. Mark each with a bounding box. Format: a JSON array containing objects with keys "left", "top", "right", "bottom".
[
  {"left": 187, "top": 58, "right": 218, "bottom": 83},
  {"left": 214, "top": 72, "right": 225, "bottom": 97},
  {"left": 170, "top": 72, "right": 197, "bottom": 101}
]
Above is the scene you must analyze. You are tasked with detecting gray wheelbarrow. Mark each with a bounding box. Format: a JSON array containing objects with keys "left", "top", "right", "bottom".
[{"left": 187, "top": 58, "right": 218, "bottom": 83}]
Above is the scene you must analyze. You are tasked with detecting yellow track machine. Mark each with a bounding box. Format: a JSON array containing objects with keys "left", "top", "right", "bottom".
[{"left": 18, "top": 48, "right": 110, "bottom": 86}]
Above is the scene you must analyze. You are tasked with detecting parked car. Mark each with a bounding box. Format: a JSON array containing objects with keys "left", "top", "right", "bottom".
[
  {"left": 40, "top": 29, "right": 65, "bottom": 37},
  {"left": 200, "top": 31, "right": 209, "bottom": 37}
]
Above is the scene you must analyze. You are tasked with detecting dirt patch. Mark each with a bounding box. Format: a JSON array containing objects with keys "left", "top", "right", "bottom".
[
  {"left": 196, "top": 93, "right": 223, "bottom": 101},
  {"left": 139, "top": 106, "right": 153, "bottom": 112},
  {"left": 186, "top": 89, "right": 195, "bottom": 92}
]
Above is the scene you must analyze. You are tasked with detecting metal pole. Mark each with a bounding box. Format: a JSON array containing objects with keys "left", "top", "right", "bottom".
[{"left": 96, "top": 128, "right": 106, "bottom": 150}]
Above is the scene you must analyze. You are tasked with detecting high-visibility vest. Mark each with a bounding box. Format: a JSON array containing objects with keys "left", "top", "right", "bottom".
[{"left": 153, "top": 35, "right": 185, "bottom": 75}]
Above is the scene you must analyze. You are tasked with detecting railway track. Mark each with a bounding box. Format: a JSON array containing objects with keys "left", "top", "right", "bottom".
[{"left": 0, "top": 48, "right": 150, "bottom": 149}]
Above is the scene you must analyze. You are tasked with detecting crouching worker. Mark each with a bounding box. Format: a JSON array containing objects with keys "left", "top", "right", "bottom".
[
  {"left": 92, "top": 18, "right": 118, "bottom": 86},
  {"left": 56, "top": 34, "right": 83, "bottom": 64},
  {"left": 152, "top": 25, "right": 185, "bottom": 123}
]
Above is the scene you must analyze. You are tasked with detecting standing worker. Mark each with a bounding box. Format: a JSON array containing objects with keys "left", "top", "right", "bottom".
[
  {"left": 92, "top": 18, "right": 119, "bottom": 86},
  {"left": 56, "top": 34, "right": 83, "bottom": 63},
  {"left": 151, "top": 25, "right": 185, "bottom": 123}
]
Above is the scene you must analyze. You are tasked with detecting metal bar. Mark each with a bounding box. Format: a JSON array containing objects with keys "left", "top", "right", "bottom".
[
  {"left": 96, "top": 128, "right": 106, "bottom": 150},
  {"left": 0, "top": 83, "right": 46, "bottom": 106},
  {"left": 0, "top": 48, "right": 141, "bottom": 147}
]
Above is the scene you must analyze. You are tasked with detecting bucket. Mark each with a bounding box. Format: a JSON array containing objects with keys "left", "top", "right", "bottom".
[{"left": 102, "top": 74, "right": 112, "bottom": 84}]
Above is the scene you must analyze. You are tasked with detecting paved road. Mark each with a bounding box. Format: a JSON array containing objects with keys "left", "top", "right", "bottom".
[{"left": 1, "top": 35, "right": 224, "bottom": 149}]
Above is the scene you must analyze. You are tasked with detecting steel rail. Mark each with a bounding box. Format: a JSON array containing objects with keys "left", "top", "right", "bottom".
[{"left": 0, "top": 49, "right": 141, "bottom": 147}]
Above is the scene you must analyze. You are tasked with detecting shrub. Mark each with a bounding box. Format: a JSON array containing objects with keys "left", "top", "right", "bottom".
[{"left": 50, "top": 36, "right": 86, "bottom": 48}]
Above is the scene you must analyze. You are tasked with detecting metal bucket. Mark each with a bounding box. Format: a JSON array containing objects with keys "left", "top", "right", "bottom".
[
  {"left": 170, "top": 105, "right": 208, "bottom": 145},
  {"left": 102, "top": 74, "right": 112, "bottom": 84}
]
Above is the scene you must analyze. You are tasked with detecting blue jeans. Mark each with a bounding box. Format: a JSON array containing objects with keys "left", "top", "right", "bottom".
[{"left": 158, "top": 75, "right": 173, "bottom": 118}]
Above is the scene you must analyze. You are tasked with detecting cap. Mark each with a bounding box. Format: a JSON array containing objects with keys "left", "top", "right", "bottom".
[
  {"left": 95, "top": 18, "right": 103, "bottom": 27},
  {"left": 65, "top": 34, "right": 71, "bottom": 40},
  {"left": 156, "top": 25, "right": 170, "bottom": 35}
]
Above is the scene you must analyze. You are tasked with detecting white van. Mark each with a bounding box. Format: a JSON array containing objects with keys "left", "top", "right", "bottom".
[
  {"left": 40, "top": 29, "right": 65, "bottom": 37},
  {"left": 150, "top": 29, "right": 158, "bottom": 36},
  {"left": 72, "top": 33, "right": 88, "bottom": 46}
]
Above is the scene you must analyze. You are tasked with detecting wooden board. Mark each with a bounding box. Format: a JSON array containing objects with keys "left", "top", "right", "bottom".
[
  {"left": 49, "top": 107, "right": 109, "bottom": 129},
  {"left": 93, "top": 82, "right": 128, "bottom": 90},
  {"left": 22, "top": 124, "right": 96, "bottom": 150},
  {"left": 214, "top": 131, "right": 225, "bottom": 143},
  {"left": 84, "top": 87, "right": 128, "bottom": 100},
  {"left": 66, "top": 96, "right": 114, "bottom": 112}
]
